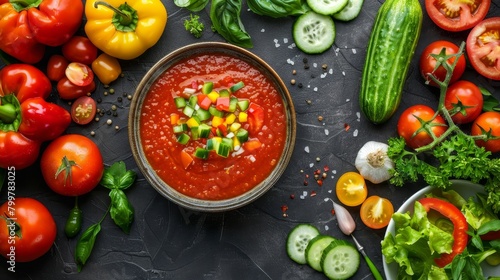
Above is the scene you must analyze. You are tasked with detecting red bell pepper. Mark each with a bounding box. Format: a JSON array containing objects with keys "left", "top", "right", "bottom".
[
  {"left": 0, "top": 0, "right": 83, "bottom": 64},
  {"left": 0, "top": 64, "right": 71, "bottom": 169}
]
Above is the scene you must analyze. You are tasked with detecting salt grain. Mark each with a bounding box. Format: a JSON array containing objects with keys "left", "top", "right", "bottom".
[
  {"left": 353, "top": 129, "right": 359, "bottom": 137},
  {"left": 261, "top": 29, "right": 265, "bottom": 32},
  {"left": 324, "top": 225, "right": 330, "bottom": 231},
  {"left": 309, "top": 163, "right": 314, "bottom": 168},
  {"left": 286, "top": 58, "right": 294, "bottom": 65},
  {"left": 352, "top": 48, "right": 357, "bottom": 54},
  {"left": 283, "top": 38, "right": 288, "bottom": 43},
  {"left": 325, "top": 128, "right": 330, "bottom": 135},
  {"left": 342, "top": 71, "right": 345, "bottom": 76},
  {"left": 304, "top": 146, "right": 310, "bottom": 153},
  {"left": 320, "top": 73, "right": 327, "bottom": 78},
  {"left": 313, "top": 87, "right": 318, "bottom": 92}
]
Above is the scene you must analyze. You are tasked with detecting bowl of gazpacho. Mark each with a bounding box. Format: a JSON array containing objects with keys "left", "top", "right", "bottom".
[{"left": 129, "top": 42, "right": 296, "bottom": 212}]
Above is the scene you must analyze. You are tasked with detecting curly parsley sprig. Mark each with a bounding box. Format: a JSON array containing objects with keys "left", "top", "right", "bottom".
[{"left": 387, "top": 42, "right": 500, "bottom": 213}]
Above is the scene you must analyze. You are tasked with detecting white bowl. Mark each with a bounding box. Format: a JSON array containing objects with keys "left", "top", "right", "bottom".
[{"left": 383, "top": 180, "right": 500, "bottom": 279}]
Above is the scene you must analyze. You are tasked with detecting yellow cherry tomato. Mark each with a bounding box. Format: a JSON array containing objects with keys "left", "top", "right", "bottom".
[
  {"left": 336, "top": 171, "right": 368, "bottom": 207},
  {"left": 360, "top": 196, "right": 394, "bottom": 229},
  {"left": 91, "top": 53, "right": 122, "bottom": 85}
]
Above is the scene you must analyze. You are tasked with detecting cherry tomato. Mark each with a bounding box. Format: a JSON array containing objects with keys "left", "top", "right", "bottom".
[
  {"left": 419, "top": 40, "right": 465, "bottom": 87},
  {"left": 360, "top": 196, "right": 394, "bottom": 230},
  {"left": 62, "top": 36, "right": 98, "bottom": 65},
  {"left": 57, "top": 77, "right": 96, "bottom": 100},
  {"left": 444, "top": 80, "right": 483, "bottom": 124},
  {"left": 419, "top": 197, "right": 468, "bottom": 267},
  {"left": 425, "top": 0, "right": 491, "bottom": 32},
  {"left": 71, "top": 96, "right": 97, "bottom": 125},
  {"left": 46, "top": 54, "right": 70, "bottom": 82},
  {"left": 65, "top": 62, "right": 94, "bottom": 87},
  {"left": 466, "top": 17, "right": 500, "bottom": 81},
  {"left": 0, "top": 198, "right": 57, "bottom": 262},
  {"left": 91, "top": 53, "right": 122, "bottom": 85},
  {"left": 336, "top": 172, "right": 367, "bottom": 207},
  {"left": 41, "top": 134, "right": 104, "bottom": 196},
  {"left": 397, "top": 105, "right": 448, "bottom": 149},
  {"left": 471, "top": 111, "right": 500, "bottom": 153}
]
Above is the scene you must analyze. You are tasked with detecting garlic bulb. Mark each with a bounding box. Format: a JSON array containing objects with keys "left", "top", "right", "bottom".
[{"left": 355, "top": 141, "right": 394, "bottom": 184}]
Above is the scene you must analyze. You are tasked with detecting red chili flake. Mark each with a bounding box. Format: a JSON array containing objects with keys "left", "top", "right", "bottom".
[
  {"left": 305, "top": 174, "right": 310, "bottom": 179},
  {"left": 281, "top": 205, "right": 289, "bottom": 217},
  {"left": 303, "top": 180, "right": 309, "bottom": 186},
  {"left": 316, "top": 179, "right": 323, "bottom": 186},
  {"left": 344, "top": 123, "right": 350, "bottom": 131},
  {"left": 310, "top": 191, "right": 317, "bottom": 197},
  {"left": 331, "top": 208, "right": 335, "bottom": 215},
  {"left": 323, "top": 165, "right": 330, "bottom": 172},
  {"left": 290, "top": 194, "right": 295, "bottom": 199},
  {"left": 314, "top": 169, "right": 321, "bottom": 175}
]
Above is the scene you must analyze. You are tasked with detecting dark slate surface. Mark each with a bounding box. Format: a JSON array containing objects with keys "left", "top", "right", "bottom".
[{"left": 1, "top": 0, "right": 499, "bottom": 279}]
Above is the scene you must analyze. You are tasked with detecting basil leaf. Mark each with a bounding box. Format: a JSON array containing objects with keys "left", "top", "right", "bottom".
[
  {"left": 210, "top": 0, "right": 253, "bottom": 48},
  {"left": 174, "top": 0, "right": 209, "bottom": 12},
  {"left": 247, "top": 0, "right": 309, "bottom": 18},
  {"left": 100, "top": 161, "right": 136, "bottom": 190},
  {"left": 480, "top": 87, "right": 500, "bottom": 112},
  {"left": 109, "top": 189, "right": 134, "bottom": 234},
  {"left": 75, "top": 223, "right": 101, "bottom": 272}
]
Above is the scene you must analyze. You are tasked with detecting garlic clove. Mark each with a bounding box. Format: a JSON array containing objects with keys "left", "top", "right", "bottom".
[{"left": 332, "top": 200, "right": 356, "bottom": 235}]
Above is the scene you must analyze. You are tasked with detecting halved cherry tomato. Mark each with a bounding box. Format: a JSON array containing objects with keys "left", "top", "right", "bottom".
[
  {"left": 397, "top": 105, "right": 448, "bottom": 149},
  {"left": 91, "top": 53, "right": 122, "bottom": 85},
  {"left": 46, "top": 54, "right": 70, "bottom": 82},
  {"left": 471, "top": 111, "right": 500, "bottom": 153},
  {"left": 41, "top": 134, "right": 104, "bottom": 196},
  {"left": 336, "top": 172, "right": 367, "bottom": 207},
  {"left": 360, "top": 196, "right": 394, "bottom": 229},
  {"left": 418, "top": 197, "right": 468, "bottom": 267},
  {"left": 419, "top": 40, "right": 465, "bottom": 87},
  {"left": 65, "top": 62, "right": 94, "bottom": 87},
  {"left": 57, "top": 77, "right": 96, "bottom": 100},
  {"left": 425, "top": 0, "right": 491, "bottom": 32},
  {"left": 444, "top": 80, "right": 483, "bottom": 124},
  {"left": 71, "top": 96, "right": 97, "bottom": 125},
  {"left": 466, "top": 17, "right": 500, "bottom": 81},
  {"left": 62, "top": 36, "right": 98, "bottom": 65}
]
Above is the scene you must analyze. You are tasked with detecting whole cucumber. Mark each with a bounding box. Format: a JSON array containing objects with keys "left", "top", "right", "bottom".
[{"left": 359, "top": 0, "right": 423, "bottom": 124}]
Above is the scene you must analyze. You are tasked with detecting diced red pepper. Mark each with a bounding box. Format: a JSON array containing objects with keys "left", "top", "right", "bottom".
[
  {"left": 216, "top": 96, "right": 230, "bottom": 111},
  {"left": 217, "top": 124, "right": 228, "bottom": 137},
  {"left": 180, "top": 150, "right": 194, "bottom": 169},
  {"left": 247, "top": 103, "right": 264, "bottom": 133},
  {"left": 243, "top": 139, "right": 262, "bottom": 151},
  {"left": 197, "top": 94, "right": 212, "bottom": 110}
]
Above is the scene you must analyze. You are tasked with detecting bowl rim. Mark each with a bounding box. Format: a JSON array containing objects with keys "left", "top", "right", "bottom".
[{"left": 128, "top": 42, "right": 296, "bottom": 212}]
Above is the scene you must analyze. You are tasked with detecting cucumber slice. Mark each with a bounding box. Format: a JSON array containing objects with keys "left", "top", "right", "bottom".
[
  {"left": 321, "top": 240, "right": 360, "bottom": 280},
  {"left": 332, "top": 0, "right": 364, "bottom": 21},
  {"left": 306, "top": 0, "right": 348, "bottom": 15},
  {"left": 286, "top": 224, "right": 320, "bottom": 264},
  {"left": 305, "top": 235, "right": 336, "bottom": 272},
  {"left": 292, "top": 11, "right": 336, "bottom": 55}
]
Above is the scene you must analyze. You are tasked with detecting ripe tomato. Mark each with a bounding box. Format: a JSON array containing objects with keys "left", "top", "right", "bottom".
[
  {"left": 41, "top": 134, "right": 104, "bottom": 196},
  {"left": 65, "top": 62, "right": 94, "bottom": 87},
  {"left": 46, "top": 54, "right": 69, "bottom": 82},
  {"left": 425, "top": 0, "right": 491, "bottom": 32},
  {"left": 419, "top": 40, "right": 465, "bottom": 87},
  {"left": 471, "top": 111, "right": 500, "bottom": 153},
  {"left": 57, "top": 77, "right": 96, "bottom": 100},
  {"left": 466, "top": 17, "right": 500, "bottom": 81},
  {"left": 444, "top": 80, "right": 483, "bottom": 124},
  {"left": 71, "top": 96, "right": 97, "bottom": 125},
  {"left": 360, "top": 196, "right": 394, "bottom": 229},
  {"left": 336, "top": 172, "right": 367, "bottom": 207},
  {"left": 397, "top": 105, "right": 448, "bottom": 149},
  {"left": 0, "top": 198, "right": 57, "bottom": 262},
  {"left": 62, "top": 36, "right": 98, "bottom": 65}
]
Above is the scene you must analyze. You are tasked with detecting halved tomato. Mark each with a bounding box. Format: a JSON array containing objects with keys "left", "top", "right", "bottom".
[
  {"left": 466, "top": 17, "right": 500, "bottom": 81},
  {"left": 360, "top": 196, "right": 394, "bottom": 230},
  {"left": 336, "top": 172, "right": 367, "bottom": 207},
  {"left": 71, "top": 96, "right": 97, "bottom": 125},
  {"left": 425, "top": 0, "right": 491, "bottom": 32},
  {"left": 65, "top": 62, "right": 94, "bottom": 86}
]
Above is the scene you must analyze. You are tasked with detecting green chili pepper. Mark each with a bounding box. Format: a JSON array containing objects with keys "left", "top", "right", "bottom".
[{"left": 65, "top": 202, "right": 83, "bottom": 238}]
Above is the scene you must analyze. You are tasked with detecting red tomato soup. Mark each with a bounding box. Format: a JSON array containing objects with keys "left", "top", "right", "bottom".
[{"left": 140, "top": 53, "right": 287, "bottom": 200}]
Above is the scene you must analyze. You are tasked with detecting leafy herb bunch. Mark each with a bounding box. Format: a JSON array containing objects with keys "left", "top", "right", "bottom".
[{"left": 387, "top": 42, "right": 500, "bottom": 212}]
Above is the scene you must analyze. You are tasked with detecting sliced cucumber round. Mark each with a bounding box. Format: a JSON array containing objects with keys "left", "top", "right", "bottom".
[
  {"left": 305, "top": 235, "right": 336, "bottom": 272},
  {"left": 333, "top": 0, "right": 364, "bottom": 22},
  {"left": 307, "top": 0, "right": 349, "bottom": 15},
  {"left": 321, "top": 239, "right": 360, "bottom": 280},
  {"left": 292, "top": 11, "right": 336, "bottom": 55},
  {"left": 286, "top": 224, "right": 320, "bottom": 264}
]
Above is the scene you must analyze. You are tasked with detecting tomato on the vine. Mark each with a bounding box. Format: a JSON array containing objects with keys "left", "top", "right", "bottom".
[
  {"left": 71, "top": 96, "right": 97, "bottom": 125},
  {"left": 0, "top": 198, "right": 57, "bottom": 262},
  {"left": 65, "top": 62, "right": 94, "bottom": 87},
  {"left": 57, "top": 77, "right": 96, "bottom": 100},
  {"left": 41, "top": 134, "right": 104, "bottom": 196},
  {"left": 397, "top": 105, "right": 448, "bottom": 149},
  {"left": 425, "top": 0, "right": 491, "bottom": 32},
  {"left": 360, "top": 196, "right": 394, "bottom": 230},
  {"left": 46, "top": 54, "right": 70, "bottom": 82},
  {"left": 419, "top": 40, "right": 465, "bottom": 87},
  {"left": 444, "top": 80, "right": 483, "bottom": 124},
  {"left": 471, "top": 111, "right": 500, "bottom": 153},
  {"left": 466, "top": 17, "right": 500, "bottom": 81},
  {"left": 336, "top": 171, "right": 367, "bottom": 207},
  {"left": 62, "top": 36, "right": 98, "bottom": 65}
]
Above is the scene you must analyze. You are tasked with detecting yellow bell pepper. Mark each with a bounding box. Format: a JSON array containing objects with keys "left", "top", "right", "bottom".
[{"left": 84, "top": 0, "right": 167, "bottom": 60}]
